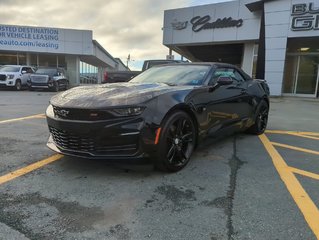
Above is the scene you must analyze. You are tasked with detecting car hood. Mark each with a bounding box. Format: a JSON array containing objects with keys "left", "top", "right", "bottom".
[
  {"left": 31, "top": 73, "right": 52, "bottom": 77},
  {"left": 50, "top": 82, "right": 195, "bottom": 108},
  {"left": 0, "top": 71, "right": 19, "bottom": 74}
]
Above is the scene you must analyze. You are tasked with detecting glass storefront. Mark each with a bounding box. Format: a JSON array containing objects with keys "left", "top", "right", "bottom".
[
  {"left": 80, "top": 61, "right": 98, "bottom": 84},
  {"left": 0, "top": 52, "right": 26, "bottom": 65},
  {"left": 0, "top": 52, "right": 18, "bottom": 65},
  {"left": 38, "top": 54, "right": 57, "bottom": 67},
  {"left": 30, "top": 54, "right": 38, "bottom": 67},
  {"left": 252, "top": 44, "right": 258, "bottom": 79},
  {"left": 17, "top": 53, "right": 26, "bottom": 65},
  {"left": 283, "top": 38, "right": 319, "bottom": 97},
  {"left": 0, "top": 52, "right": 66, "bottom": 69}
]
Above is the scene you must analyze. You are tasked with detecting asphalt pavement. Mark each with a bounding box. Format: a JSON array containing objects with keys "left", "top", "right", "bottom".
[{"left": 0, "top": 91, "right": 318, "bottom": 240}]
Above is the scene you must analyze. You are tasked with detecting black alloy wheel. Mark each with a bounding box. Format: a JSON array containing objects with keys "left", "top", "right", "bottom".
[
  {"left": 156, "top": 111, "right": 196, "bottom": 172},
  {"left": 15, "top": 80, "right": 22, "bottom": 91},
  {"left": 248, "top": 100, "right": 269, "bottom": 135}
]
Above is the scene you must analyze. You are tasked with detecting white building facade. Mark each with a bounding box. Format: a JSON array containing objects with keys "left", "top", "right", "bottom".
[
  {"left": 0, "top": 24, "right": 127, "bottom": 85},
  {"left": 163, "top": 0, "right": 319, "bottom": 98}
]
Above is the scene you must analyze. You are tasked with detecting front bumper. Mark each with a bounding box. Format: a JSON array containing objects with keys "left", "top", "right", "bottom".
[
  {"left": 0, "top": 80, "right": 15, "bottom": 87},
  {"left": 46, "top": 106, "right": 158, "bottom": 160},
  {"left": 29, "top": 82, "right": 50, "bottom": 89}
]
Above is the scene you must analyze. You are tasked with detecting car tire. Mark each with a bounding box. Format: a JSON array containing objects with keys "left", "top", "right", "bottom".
[
  {"left": 15, "top": 80, "right": 22, "bottom": 91},
  {"left": 155, "top": 111, "right": 196, "bottom": 172},
  {"left": 247, "top": 100, "right": 269, "bottom": 135},
  {"left": 64, "top": 81, "right": 69, "bottom": 90},
  {"left": 53, "top": 82, "right": 59, "bottom": 92}
]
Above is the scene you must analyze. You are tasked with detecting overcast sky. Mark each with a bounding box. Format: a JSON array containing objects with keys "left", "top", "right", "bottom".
[{"left": 0, "top": 0, "right": 232, "bottom": 70}]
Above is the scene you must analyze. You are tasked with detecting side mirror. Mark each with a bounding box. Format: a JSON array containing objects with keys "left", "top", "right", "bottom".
[
  {"left": 217, "top": 76, "right": 233, "bottom": 85},
  {"left": 21, "top": 70, "right": 27, "bottom": 74}
]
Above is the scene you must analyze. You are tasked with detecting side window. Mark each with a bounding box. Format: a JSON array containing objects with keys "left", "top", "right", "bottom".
[
  {"left": 21, "top": 67, "right": 28, "bottom": 73},
  {"left": 211, "top": 68, "right": 235, "bottom": 84},
  {"left": 233, "top": 69, "right": 245, "bottom": 82},
  {"left": 210, "top": 67, "right": 246, "bottom": 85},
  {"left": 26, "top": 67, "right": 33, "bottom": 73}
]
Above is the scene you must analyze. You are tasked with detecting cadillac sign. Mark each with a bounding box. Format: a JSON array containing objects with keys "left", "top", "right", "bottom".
[
  {"left": 171, "top": 15, "right": 243, "bottom": 32},
  {"left": 291, "top": 2, "right": 319, "bottom": 31}
]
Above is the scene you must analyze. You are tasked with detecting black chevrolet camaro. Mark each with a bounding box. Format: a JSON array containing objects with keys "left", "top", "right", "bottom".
[{"left": 46, "top": 63, "right": 269, "bottom": 172}]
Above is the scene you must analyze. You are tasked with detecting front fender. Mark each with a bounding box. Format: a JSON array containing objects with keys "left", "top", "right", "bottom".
[{"left": 145, "top": 90, "right": 196, "bottom": 126}]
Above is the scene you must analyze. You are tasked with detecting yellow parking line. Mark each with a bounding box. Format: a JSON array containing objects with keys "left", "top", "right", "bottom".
[
  {"left": 259, "top": 134, "right": 319, "bottom": 239},
  {"left": 271, "top": 142, "right": 319, "bottom": 156},
  {"left": 0, "top": 154, "right": 63, "bottom": 185},
  {"left": 301, "top": 132, "right": 319, "bottom": 137},
  {"left": 297, "top": 132, "right": 319, "bottom": 137},
  {"left": 266, "top": 130, "right": 319, "bottom": 137},
  {"left": 289, "top": 167, "right": 319, "bottom": 181},
  {"left": 285, "top": 133, "right": 319, "bottom": 141},
  {"left": 0, "top": 114, "right": 46, "bottom": 124}
]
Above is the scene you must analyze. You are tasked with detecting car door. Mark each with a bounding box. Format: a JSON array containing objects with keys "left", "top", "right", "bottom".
[
  {"left": 20, "top": 67, "right": 31, "bottom": 85},
  {"left": 205, "top": 67, "right": 251, "bottom": 134}
]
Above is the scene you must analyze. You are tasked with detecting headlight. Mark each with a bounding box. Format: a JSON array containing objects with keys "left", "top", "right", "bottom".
[
  {"left": 111, "top": 107, "right": 145, "bottom": 116},
  {"left": 6, "top": 74, "right": 14, "bottom": 79},
  {"left": 46, "top": 104, "right": 54, "bottom": 118}
]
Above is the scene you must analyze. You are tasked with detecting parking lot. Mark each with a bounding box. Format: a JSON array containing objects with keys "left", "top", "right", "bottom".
[{"left": 0, "top": 90, "right": 318, "bottom": 240}]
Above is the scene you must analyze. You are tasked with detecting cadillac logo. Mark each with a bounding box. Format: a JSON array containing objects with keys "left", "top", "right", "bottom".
[{"left": 171, "top": 19, "right": 188, "bottom": 30}]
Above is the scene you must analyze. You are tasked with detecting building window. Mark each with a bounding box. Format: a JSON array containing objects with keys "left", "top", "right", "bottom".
[
  {"left": 286, "top": 37, "right": 319, "bottom": 54},
  {"left": 17, "top": 53, "right": 26, "bottom": 65},
  {"left": 283, "top": 38, "right": 319, "bottom": 97},
  {"left": 0, "top": 52, "right": 18, "bottom": 65},
  {"left": 80, "top": 61, "right": 98, "bottom": 84},
  {"left": 30, "top": 54, "right": 38, "bottom": 67},
  {"left": 57, "top": 55, "right": 66, "bottom": 68},
  {"left": 252, "top": 44, "right": 258, "bottom": 79},
  {"left": 38, "top": 54, "right": 57, "bottom": 67}
]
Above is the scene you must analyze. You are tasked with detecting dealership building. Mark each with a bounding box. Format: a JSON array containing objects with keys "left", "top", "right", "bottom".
[
  {"left": 0, "top": 24, "right": 127, "bottom": 85},
  {"left": 163, "top": 0, "right": 319, "bottom": 97}
]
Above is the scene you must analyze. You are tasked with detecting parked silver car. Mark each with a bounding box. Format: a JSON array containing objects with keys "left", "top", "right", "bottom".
[
  {"left": 28, "top": 68, "right": 69, "bottom": 92},
  {"left": 0, "top": 65, "right": 35, "bottom": 90}
]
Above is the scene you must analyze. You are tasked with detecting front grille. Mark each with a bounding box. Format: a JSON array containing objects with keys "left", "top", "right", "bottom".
[
  {"left": 50, "top": 126, "right": 95, "bottom": 152},
  {"left": 0, "top": 74, "right": 6, "bottom": 81},
  {"left": 52, "top": 106, "right": 115, "bottom": 121},
  {"left": 49, "top": 126, "right": 138, "bottom": 154},
  {"left": 31, "top": 76, "right": 47, "bottom": 83},
  {"left": 31, "top": 82, "right": 48, "bottom": 86}
]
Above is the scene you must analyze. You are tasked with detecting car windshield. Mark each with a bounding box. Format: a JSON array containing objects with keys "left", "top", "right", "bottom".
[
  {"left": 0, "top": 66, "right": 20, "bottom": 72},
  {"left": 130, "top": 65, "right": 210, "bottom": 86},
  {"left": 36, "top": 68, "right": 57, "bottom": 75}
]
